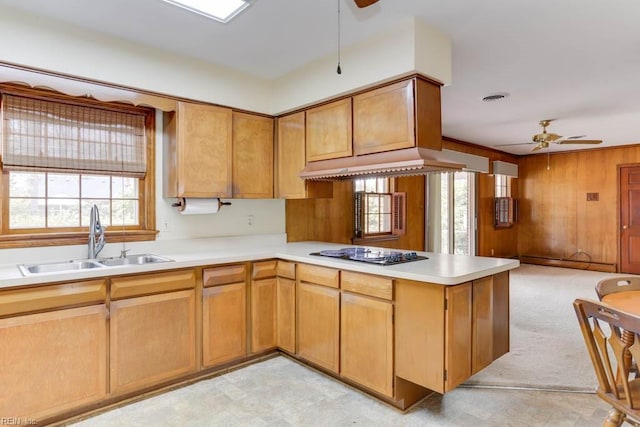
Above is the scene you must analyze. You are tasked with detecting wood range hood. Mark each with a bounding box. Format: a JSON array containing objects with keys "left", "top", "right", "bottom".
[{"left": 298, "top": 147, "right": 465, "bottom": 180}]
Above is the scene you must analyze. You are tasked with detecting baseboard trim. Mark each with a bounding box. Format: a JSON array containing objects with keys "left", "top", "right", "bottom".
[{"left": 519, "top": 256, "right": 617, "bottom": 273}]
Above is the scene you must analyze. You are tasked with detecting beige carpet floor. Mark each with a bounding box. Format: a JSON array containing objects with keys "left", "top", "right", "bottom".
[{"left": 464, "top": 263, "right": 626, "bottom": 392}]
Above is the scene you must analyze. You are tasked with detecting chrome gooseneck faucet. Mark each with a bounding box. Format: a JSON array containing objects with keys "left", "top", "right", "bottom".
[{"left": 88, "top": 204, "right": 105, "bottom": 259}]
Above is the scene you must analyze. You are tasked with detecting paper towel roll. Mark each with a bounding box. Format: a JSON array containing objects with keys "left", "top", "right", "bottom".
[{"left": 178, "top": 198, "right": 220, "bottom": 215}]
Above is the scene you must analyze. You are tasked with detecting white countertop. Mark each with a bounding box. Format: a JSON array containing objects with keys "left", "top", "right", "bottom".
[{"left": 0, "top": 240, "right": 520, "bottom": 290}]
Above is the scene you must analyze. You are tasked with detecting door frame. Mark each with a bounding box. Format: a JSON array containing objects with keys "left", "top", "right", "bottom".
[{"left": 617, "top": 163, "right": 640, "bottom": 273}]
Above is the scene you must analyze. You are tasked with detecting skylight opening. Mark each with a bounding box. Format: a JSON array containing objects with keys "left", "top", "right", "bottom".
[{"left": 161, "top": 0, "right": 255, "bottom": 23}]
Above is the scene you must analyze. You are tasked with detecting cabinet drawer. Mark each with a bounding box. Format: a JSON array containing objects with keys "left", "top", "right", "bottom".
[
  {"left": 203, "top": 264, "right": 246, "bottom": 287},
  {"left": 0, "top": 280, "right": 107, "bottom": 317},
  {"left": 298, "top": 264, "right": 339, "bottom": 289},
  {"left": 252, "top": 260, "right": 277, "bottom": 280},
  {"left": 111, "top": 269, "right": 196, "bottom": 300},
  {"left": 277, "top": 260, "right": 296, "bottom": 280},
  {"left": 341, "top": 271, "right": 393, "bottom": 300}
]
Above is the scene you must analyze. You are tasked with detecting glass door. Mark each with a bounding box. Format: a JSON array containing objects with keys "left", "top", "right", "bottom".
[{"left": 426, "top": 172, "right": 476, "bottom": 255}]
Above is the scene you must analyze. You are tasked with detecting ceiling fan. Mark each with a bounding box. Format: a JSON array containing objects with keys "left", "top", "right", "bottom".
[
  {"left": 496, "top": 120, "right": 603, "bottom": 152},
  {"left": 354, "top": 0, "right": 379, "bottom": 8}
]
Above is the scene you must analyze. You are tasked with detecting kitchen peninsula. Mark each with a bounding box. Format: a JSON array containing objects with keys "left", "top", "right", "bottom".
[{"left": 0, "top": 238, "right": 518, "bottom": 425}]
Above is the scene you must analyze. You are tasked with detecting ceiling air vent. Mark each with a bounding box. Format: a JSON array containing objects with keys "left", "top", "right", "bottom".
[{"left": 482, "top": 92, "right": 510, "bottom": 102}]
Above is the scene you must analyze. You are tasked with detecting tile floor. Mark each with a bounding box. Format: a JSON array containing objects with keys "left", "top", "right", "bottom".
[{"left": 71, "top": 356, "right": 610, "bottom": 427}]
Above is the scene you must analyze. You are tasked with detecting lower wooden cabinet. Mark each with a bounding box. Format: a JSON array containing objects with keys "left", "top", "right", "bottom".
[
  {"left": 251, "top": 277, "right": 277, "bottom": 353},
  {"left": 340, "top": 292, "right": 394, "bottom": 396},
  {"left": 110, "top": 289, "right": 196, "bottom": 396},
  {"left": 0, "top": 305, "right": 107, "bottom": 420},
  {"left": 445, "top": 282, "right": 472, "bottom": 390},
  {"left": 472, "top": 272, "right": 510, "bottom": 374},
  {"left": 297, "top": 281, "right": 340, "bottom": 373},
  {"left": 276, "top": 276, "right": 296, "bottom": 353},
  {"left": 202, "top": 282, "right": 247, "bottom": 367}
]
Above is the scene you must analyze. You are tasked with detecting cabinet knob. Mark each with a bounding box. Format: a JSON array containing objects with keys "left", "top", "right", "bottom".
[{"left": 623, "top": 225, "right": 629, "bottom": 230}]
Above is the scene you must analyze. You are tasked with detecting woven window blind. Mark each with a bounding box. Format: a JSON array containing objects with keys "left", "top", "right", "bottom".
[{"left": 1, "top": 94, "right": 146, "bottom": 177}]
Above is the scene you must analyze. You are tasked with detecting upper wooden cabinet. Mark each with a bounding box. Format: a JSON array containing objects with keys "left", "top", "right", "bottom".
[
  {"left": 164, "top": 101, "right": 233, "bottom": 198},
  {"left": 305, "top": 98, "right": 353, "bottom": 162},
  {"left": 232, "top": 112, "right": 274, "bottom": 198},
  {"left": 275, "top": 112, "right": 332, "bottom": 199},
  {"left": 353, "top": 78, "right": 442, "bottom": 155}
]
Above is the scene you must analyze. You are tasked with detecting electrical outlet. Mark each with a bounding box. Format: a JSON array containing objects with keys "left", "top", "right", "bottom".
[{"left": 247, "top": 214, "right": 254, "bottom": 227}]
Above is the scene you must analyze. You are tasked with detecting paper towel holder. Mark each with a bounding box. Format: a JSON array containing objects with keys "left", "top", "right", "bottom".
[{"left": 171, "top": 198, "right": 232, "bottom": 209}]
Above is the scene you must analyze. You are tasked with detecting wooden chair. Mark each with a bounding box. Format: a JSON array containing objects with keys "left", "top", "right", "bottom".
[
  {"left": 574, "top": 298, "right": 640, "bottom": 426},
  {"left": 596, "top": 277, "right": 640, "bottom": 300}
]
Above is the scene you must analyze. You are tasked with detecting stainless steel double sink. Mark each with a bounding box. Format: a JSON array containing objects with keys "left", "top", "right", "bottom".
[{"left": 18, "top": 253, "right": 173, "bottom": 276}]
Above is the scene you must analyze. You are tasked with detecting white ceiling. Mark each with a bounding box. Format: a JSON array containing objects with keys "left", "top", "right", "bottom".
[{"left": 1, "top": 0, "right": 639, "bottom": 155}]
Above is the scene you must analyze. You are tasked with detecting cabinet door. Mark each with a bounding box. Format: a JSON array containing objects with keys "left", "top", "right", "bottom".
[
  {"left": 251, "top": 278, "right": 277, "bottom": 353},
  {"left": 203, "top": 283, "right": 247, "bottom": 367},
  {"left": 340, "top": 292, "right": 393, "bottom": 396},
  {"left": 0, "top": 305, "right": 107, "bottom": 420},
  {"left": 305, "top": 98, "right": 352, "bottom": 162},
  {"left": 353, "top": 79, "right": 415, "bottom": 155},
  {"left": 276, "top": 112, "right": 306, "bottom": 198},
  {"left": 472, "top": 272, "right": 510, "bottom": 374},
  {"left": 175, "top": 101, "right": 232, "bottom": 198},
  {"left": 233, "top": 112, "right": 274, "bottom": 198},
  {"left": 110, "top": 290, "right": 196, "bottom": 396},
  {"left": 276, "top": 277, "right": 296, "bottom": 353},
  {"left": 445, "top": 282, "right": 472, "bottom": 391},
  {"left": 395, "top": 279, "right": 445, "bottom": 393},
  {"left": 297, "top": 282, "right": 340, "bottom": 373}
]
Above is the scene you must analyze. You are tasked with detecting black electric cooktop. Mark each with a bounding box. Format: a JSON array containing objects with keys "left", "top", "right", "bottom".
[{"left": 311, "top": 247, "right": 428, "bottom": 266}]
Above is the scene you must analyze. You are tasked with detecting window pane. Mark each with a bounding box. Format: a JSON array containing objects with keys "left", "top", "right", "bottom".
[
  {"left": 82, "top": 175, "right": 111, "bottom": 198},
  {"left": 366, "top": 214, "right": 380, "bottom": 233},
  {"left": 379, "top": 194, "right": 391, "bottom": 214},
  {"left": 354, "top": 180, "right": 364, "bottom": 192},
  {"left": 377, "top": 178, "right": 389, "bottom": 193},
  {"left": 10, "top": 198, "right": 46, "bottom": 228},
  {"left": 81, "top": 200, "right": 111, "bottom": 227},
  {"left": 112, "top": 199, "right": 139, "bottom": 226},
  {"left": 380, "top": 213, "right": 391, "bottom": 233},
  {"left": 48, "top": 173, "right": 79, "bottom": 198},
  {"left": 367, "top": 194, "right": 380, "bottom": 214},
  {"left": 112, "top": 176, "right": 138, "bottom": 199},
  {"left": 440, "top": 175, "right": 450, "bottom": 254},
  {"left": 364, "top": 178, "right": 377, "bottom": 192},
  {"left": 10, "top": 172, "right": 45, "bottom": 197},
  {"left": 48, "top": 199, "right": 80, "bottom": 227}
]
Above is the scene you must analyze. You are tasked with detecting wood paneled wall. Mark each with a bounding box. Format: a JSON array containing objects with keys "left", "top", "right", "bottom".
[
  {"left": 286, "top": 138, "right": 518, "bottom": 256},
  {"left": 442, "top": 139, "right": 519, "bottom": 258},
  {"left": 518, "top": 145, "right": 640, "bottom": 267},
  {"left": 285, "top": 176, "right": 425, "bottom": 251}
]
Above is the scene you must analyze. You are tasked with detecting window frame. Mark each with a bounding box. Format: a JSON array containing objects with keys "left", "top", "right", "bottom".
[
  {"left": 0, "top": 84, "right": 156, "bottom": 248},
  {"left": 353, "top": 177, "right": 406, "bottom": 243}
]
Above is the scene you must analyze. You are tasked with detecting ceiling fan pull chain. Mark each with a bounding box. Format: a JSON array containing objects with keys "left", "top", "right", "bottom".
[
  {"left": 547, "top": 151, "right": 550, "bottom": 170},
  {"left": 337, "top": 0, "right": 342, "bottom": 74}
]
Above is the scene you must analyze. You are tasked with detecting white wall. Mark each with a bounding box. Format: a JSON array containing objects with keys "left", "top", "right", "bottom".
[
  {"left": 272, "top": 17, "right": 452, "bottom": 114},
  {"left": 0, "top": 7, "right": 274, "bottom": 114}
]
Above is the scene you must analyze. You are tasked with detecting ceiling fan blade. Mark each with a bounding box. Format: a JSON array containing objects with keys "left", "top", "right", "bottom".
[
  {"left": 354, "top": 0, "right": 379, "bottom": 7},
  {"left": 555, "top": 139, "right": 602, "bottom": 145},
  {"left": 545, "top": 133, "right": 562, "bottom": 142},
  {"left": 531, "top": 145, "right": 543, "bottom": 152}
]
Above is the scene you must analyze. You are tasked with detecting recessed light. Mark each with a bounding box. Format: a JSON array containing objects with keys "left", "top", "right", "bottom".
[
  {"left": 160, "top": 0, "right": 256, "bottom": 23},
  {"left": 482, "top": 92, "right": 510, "bottom": 102}
]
